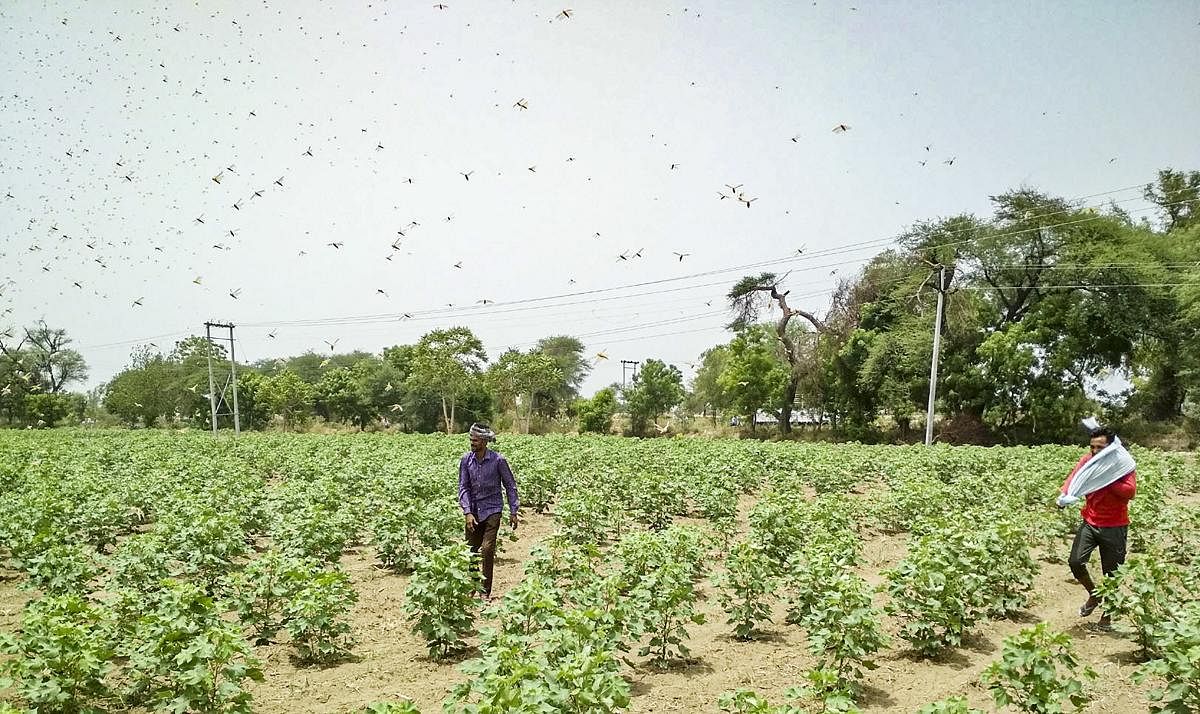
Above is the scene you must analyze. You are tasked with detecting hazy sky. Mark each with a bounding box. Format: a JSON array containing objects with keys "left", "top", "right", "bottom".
[{"left": 2, "top": 1, "right": 1198, "bottom": 396}]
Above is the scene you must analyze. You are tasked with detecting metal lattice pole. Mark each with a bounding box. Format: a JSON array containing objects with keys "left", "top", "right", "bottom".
[
  {"left": 204, "top": 321, "right": 241, "bottom": 435},
  {"left": 205, "top": 322, "right": 219, "bottom": 435},
  {"left": 229, "top": 329, "right": 241, "bottom": 435},
  {"left": 621, "top": 360, "right": 639, "bottom": 387}
]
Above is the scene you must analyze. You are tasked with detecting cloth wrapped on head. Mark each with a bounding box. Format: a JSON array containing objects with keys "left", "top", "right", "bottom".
[{"left": 469, "top": 423, "right": 496, "bottom": 442}]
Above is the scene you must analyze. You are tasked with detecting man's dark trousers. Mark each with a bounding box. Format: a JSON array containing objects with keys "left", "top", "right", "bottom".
[
  {"left": 1069, "top": 522, "right": 1127, "bottom": 589},
  {"left": 466, "top": 513, "right": 502, "bottom": 595}
]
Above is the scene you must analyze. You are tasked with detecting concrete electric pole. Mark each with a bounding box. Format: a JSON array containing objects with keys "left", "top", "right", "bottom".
[{"left": 924, "top": 265, "right": 948, "bottom": 446}]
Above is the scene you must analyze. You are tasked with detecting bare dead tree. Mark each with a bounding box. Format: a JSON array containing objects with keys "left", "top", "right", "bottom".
[{"left": 727, "top": 272, "right": 827, "bottom": 433}]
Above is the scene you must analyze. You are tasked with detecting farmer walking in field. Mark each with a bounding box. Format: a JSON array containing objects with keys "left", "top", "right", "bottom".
[
  {"left": 458, "top": 422, "right": 519, "bottom": 600},
  {"left": 1057, "top": 424, "right": 1137, "bottom": 628}
]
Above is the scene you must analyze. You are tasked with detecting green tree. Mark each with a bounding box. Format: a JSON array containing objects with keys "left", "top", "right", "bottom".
[
  {"left": 101, "top": 347, "right": 179, "bottom": 427},
  {"left": 1112, "top": 220, "right": 1200, "bottom": 422},
  {"left": 259, "top": 370, "right": 315, "bottom": 430},
  {"left": 381, "top": 344, "right": 414, "bottom": 373},
  {"left": 273, "top": 352, "right": 327, "bottom": 384},
  {"left": 965, "top": 204, "right": 1172, "bottom": 435},
  {"left": 10, "top": 321, "right": 88, "bottom": 393},
  {"left": 533, "top": 335, "right": 591, "bottom": 415},
  {"left": 1144, "top": 168, "right": 1200, "bottom": 232},
  {"left": 233, "top": 370, "right": 269, "bottom": 430},
  {"left": 623, "top": 359, "right": 684, "bottom": 436},
  {"left": 719, "top": 325, "right": 787, "bottom": 432},
  {"left": 315, "top": 368, "right": 374, "bottom": 428},
  {"left": 0, "top": 323, "right": 88, "bottom": 425},
  {"left": 858, "top": 194, "right": 1180, "bottom": 439},
  {"left": 975, "top": 324, "right": 1036, "bottom": 434},
  {"left": 23, "top": 392, "right": 84, "bottom": 427},
  {"left": 834, "top": 299, "right": 938, "bottom": 439},
  {"left": 261, "top": 350, "right": 376, "bottom": 385},
  {"left": 0, "top": 348, "right": 37, "bottom": 424},
  {"left": 688, "top": 345, "right": 730, "bottom": 425},
  {"left": 354, "top": 357, "right": 404, "bottom": 426},
  {"left": 382, "top": 344, "right": 441, "bottom": 431},
  {"left": 406, "top": 327, "right": 486, "bottom": 433},
  {"left": 451, "top": 379, "right": 495, "bottom": 434},
  {"left": 816, "top": 246, "right": 945, "bottom": 432},
  {"left": 171, "top": 335, "right": 227, "bottom": 363},
  {"left": 382, "top": 343, "right": 491, "bottom": 432},
  {"left": 576, "top": 387, "right": 618, "bottom": 433},
  {"left": 487, "top": 349, "right": 563, "bottom": 433},
  {"left": 1174, "top": 225, "right": 1200, "bottom": 424}
]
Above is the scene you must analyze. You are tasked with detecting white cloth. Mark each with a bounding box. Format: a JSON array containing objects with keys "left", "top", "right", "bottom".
[
  {"left": 1056, "top": 436, "right": 1136, "bottom": 508},
  {"left": 469, "top": 423, "right": 496, "bottom": 441}
]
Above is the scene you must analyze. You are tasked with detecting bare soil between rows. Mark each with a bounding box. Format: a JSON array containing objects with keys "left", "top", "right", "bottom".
[
  {"left": 0, "top": 496, "right": 1155, "bottom": 713},
  {"left": 250, "top": 500, "right": 1150, "bottom": 713}
]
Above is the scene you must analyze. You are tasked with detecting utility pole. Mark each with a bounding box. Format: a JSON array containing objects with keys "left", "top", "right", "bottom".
[
  {"left": 924, "top": 265, "right": 947, "bottom": 446},
  {"left": 620, "top": 359, "right": 640, "bottom": 387},
  {"left": 204, "top": 321, "right": 241, "bottom": 435}
]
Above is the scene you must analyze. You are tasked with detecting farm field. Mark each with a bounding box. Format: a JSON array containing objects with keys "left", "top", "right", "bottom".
[{"left": 0, "top": 430, "right": 1197, "bottom": 713}]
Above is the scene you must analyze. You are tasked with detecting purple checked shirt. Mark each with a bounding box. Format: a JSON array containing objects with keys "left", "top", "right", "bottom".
[{"left": 458, "top": 449, "right": 520, "bottom": 521}]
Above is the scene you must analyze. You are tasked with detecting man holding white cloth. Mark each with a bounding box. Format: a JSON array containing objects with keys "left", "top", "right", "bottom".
[{"left": 1058, "top": 425, "right": 1137, "bottom": 627}]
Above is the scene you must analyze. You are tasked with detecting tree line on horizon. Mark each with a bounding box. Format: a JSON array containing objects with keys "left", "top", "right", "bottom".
[{"left": 2, "top": 168, "right": 1199, "bottom": 444}]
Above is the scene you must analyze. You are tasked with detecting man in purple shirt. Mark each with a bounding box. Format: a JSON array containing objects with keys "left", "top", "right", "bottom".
[{"left": 458, "top": 422, "right": 519, "bottom": 598}]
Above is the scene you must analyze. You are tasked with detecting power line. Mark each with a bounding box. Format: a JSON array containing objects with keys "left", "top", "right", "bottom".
[
  {"left": 76, "top": 287, "right": 731, "bottom": 350},
  {"left": 903, "top": 197, "right": 1198, "bottom": 258},
  {"left": 507, "top": 277, "right": 1200, "bottom": 364},
  {"left": 445, "top": 297, "right": 730, "bottom": 336},
  {"left": 252, "top": 197, "right": 1198, "bottom": 332},
  {"left": 235, "top": 253, "right": 828, "bottom": 330},
  {"left": 245, "top": 280, "right": 732, "bottom": 330},
  {"left": 82, "top": 329, "right": 197, "bottom": 351},
  {"left": 981, "top": 262, "right": 1200, "bottom": 271},
  {"left": 87, "top": 242, "right": 1198, "bottom": 354},
  {"left": 597, "top": 323, "right": 730, "bottom": 348},
  {"left": 500, "top": 283, "right": 860, "bottom": 353},
  {"left": 236, "top": 255, "right": 870, "bottom": 333},
  {"left": 498, "top": 309, "right": 728, "bottom": 351},
  {"left": 76, "top": 272, "right": 841, "bottom": 355},
  {"left": 74, "top": 187, "right": 1195, "bottom": 353},
  {"left": 959, "top": 281, "right": 1200, "bottom": 291},
  {"left": 232, "top": 183, "right": 1170, "bottom": 331}
]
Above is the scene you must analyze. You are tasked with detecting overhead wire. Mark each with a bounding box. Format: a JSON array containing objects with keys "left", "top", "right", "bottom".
[
  {"left": 73, "top": 187, "right": 1196, "bottom": 353},
  {"left": 901, "top": 197, "right": 1197, "bottom": 259},
  {"left": 244, "top": 195, "right": 1199, "bottom": 333},
  {"left": 232, "top": 182, "right": 1167, "bottom": 331},
  {"left": 980, "top": 262, "right": 1200, "bottom": 271},
  {"left": 958, "top": 281, "right": 1200, "bottom": 292},
  {"left": 497, "top": 286, "right": 871, "bottom": 353},
  {"left": 508, "top": 309, "right": 729, "bottom": 346},
  {"left": 235, "top": 253, "right": 847, "bottom": 330},
  {"left": 236, "top": 259, "right": 864, "bottom": 332}
]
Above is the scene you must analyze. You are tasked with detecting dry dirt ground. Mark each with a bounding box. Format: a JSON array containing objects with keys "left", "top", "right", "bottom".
[
  {"left": 0, "top": 496, "right": 1159, "bottom": 714},
  {"left": 247, "top": 500, "right": 1153, "bottom": 714}
]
